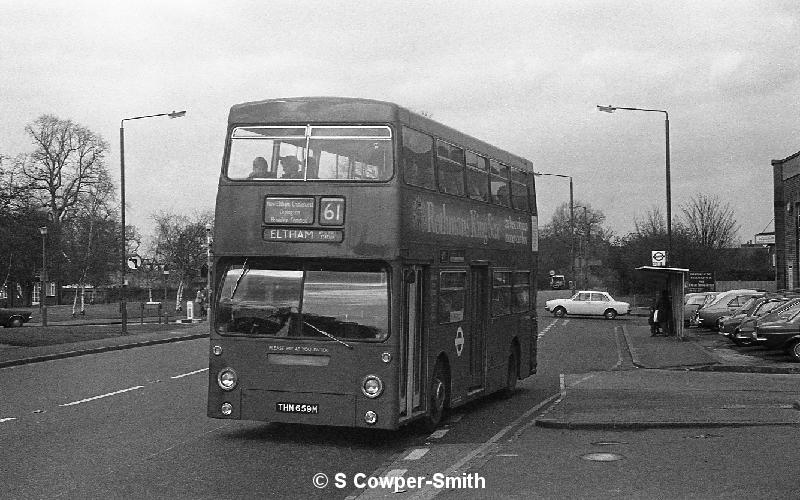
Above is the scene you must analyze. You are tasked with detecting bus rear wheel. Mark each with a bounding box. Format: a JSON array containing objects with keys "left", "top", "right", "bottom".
[{"left": 422, "top": 362, "right": 448, "bottom": 432}]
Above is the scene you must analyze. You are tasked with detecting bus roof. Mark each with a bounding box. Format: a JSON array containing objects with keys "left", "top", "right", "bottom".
[{"left": 228, "top": 96, "right": 534, "bottom": 172}]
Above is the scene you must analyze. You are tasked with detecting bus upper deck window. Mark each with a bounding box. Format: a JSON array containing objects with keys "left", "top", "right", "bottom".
[{"left": 226, "top": 126, "right": 392, "bottom": 181}]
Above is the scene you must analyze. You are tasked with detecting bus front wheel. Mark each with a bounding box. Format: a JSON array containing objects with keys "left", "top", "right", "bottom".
[{"left": 422, "top": 362, "right": 448, "bottom": 432}]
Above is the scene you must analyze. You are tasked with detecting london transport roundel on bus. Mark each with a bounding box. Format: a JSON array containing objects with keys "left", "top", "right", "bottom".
[{"left": 455, "top": 327, "right": 465, "bottom": 357}]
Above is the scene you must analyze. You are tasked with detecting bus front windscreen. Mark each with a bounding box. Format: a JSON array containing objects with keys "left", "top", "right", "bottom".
[
  {"left": 227, "top": 126, "right": 393, "bottom": 181},
  {"left": 215, "top": 264, "right": 389, "bottom": 341}
]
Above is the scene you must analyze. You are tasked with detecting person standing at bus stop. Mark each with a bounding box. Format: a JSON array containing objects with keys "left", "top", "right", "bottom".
[{"left": 655, "top": 290, "right": 672, "bottom": 336}]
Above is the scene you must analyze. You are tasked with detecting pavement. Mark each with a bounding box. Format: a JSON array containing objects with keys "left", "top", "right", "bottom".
[
  {"left": 0, "top": 319, "right": 208, "bottom": 368},
  {"left": 535, "top": 321, "right": 800, "bottom": 429}
]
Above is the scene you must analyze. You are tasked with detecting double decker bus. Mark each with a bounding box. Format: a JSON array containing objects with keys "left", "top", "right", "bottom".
[{"left": 207, "top": 97, "right": 538, "bottom": 430}]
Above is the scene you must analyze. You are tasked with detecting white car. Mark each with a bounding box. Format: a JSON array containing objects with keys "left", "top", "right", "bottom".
[{"left": 545, "top": 291, "right": 630, "bottom": 320}]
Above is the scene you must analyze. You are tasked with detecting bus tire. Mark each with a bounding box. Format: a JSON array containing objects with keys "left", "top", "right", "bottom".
[
  {"left": 422, "top": 362, "right": 449, "bottom": 432},
  {"left": 789, "top": 340, "right": 800, "bottom": 362},
  {"left": 500, "top": 349, "right": 518, "bottom": 399}
]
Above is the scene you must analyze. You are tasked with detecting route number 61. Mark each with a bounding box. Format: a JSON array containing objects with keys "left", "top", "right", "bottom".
[{"left": 319, "top": 198, "right": 345, "bottom": 226}]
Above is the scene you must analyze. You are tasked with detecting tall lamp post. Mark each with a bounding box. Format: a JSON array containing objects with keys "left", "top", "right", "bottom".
[
  {"left": 534, "top": 172, "right": 575, "bottom": 291},
  {"left": 39, "top": 226, "right": 48, "bottom": 326},
  {"left": 597, "top": 104, "right": 671, "bottom": 265},
  {"left": 120, "top": 110, "right": 186, "bottom": 334}
]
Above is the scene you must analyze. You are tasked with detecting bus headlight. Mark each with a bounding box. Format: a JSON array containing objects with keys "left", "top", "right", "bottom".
[
  {"left": 362, "top": 375, "right": 383, "bottom": 398},
  {"left": 217, "top": 368, "right": 238, "bottom": 391}
]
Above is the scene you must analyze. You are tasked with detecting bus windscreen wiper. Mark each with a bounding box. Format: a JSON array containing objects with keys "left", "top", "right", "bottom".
[
  {"left": 303, "top": 321, "right": 353, "bottom": 349},
  {"left": 229, "top": 259, "right": 249, "bottom": 301},
  {"left": 229, "top": 259, "right": 249, "bottom": 323}
]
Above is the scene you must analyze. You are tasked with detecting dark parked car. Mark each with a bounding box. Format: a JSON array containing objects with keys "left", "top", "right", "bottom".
[
  {"left": 0, "top": 308, "right": 32, "bottom": 328},
  {"left": 731, "top": 297, "right": 800, "bottom": 346},
  {"left": 751, "top": 313, "right": 800, "bottom": 362}
]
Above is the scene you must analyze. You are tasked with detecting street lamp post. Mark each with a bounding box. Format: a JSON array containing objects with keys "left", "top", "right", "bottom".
[
  {"left": 534, "top": 172, "right": 575, "bottom": 291},
  {"left": 597, "top": 105, "right": 671, "bottom": 265},
  {"left": 120, "top": 110, "right": 186, "bottom": 334},
  {"left": 39, "top": 226, "right": 48, "bottom": 327}
]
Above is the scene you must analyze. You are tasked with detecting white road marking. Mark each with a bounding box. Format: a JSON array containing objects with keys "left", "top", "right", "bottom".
[
  {"left": 563, "top": 319, "right": 570, "bottom": 326},
  {"left": 428, "top": 428, "right": 449, "bottom": 439},
  {"left": 410, "top": 392, "right": 560, "bottom": 500},
  {"left": 538, "top": 318, "right": 561, "bottom": 339},
  {"left": 0, "top": 417, "right": 17, "bottom": 423},
  {"left": 403, "top": 448, "right": 429, "bottom": 460},
  {"left": 170, "top": 368, "right": 208, "bottom": 379},
  {"left": 58, "top": 385, "right": 144, "bottom": 407}
]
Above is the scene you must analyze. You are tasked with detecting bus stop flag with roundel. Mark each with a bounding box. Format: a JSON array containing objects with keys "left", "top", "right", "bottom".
[{"left": 651, "top": 250, "right": 667, "bottom": 267}]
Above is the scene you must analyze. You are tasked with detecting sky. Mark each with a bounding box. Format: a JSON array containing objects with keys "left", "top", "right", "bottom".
[{"left": 2, "top": 0, "right": 799, "bottom": 245}]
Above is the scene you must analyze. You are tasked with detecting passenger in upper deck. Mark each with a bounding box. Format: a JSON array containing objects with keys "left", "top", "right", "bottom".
[
  {"left": 280, "top": 156, "right": 303, "bottom": 179},
  {"left": 249, "top": 156, "right": 273, "bottom": 178}
]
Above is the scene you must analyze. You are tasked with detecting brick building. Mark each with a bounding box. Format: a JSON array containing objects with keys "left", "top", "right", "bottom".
[{"left": 773, "top": 149, "right": 800, "bottom": 289}]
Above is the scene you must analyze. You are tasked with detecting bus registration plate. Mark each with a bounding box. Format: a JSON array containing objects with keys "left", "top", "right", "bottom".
[{"left": 276, "top": 402, "right": 320, "bottom": 414}]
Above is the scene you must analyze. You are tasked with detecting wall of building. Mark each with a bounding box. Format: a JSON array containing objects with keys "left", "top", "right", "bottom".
[{"left": 773, "top": 150, "right": 800, "bottom": 290}]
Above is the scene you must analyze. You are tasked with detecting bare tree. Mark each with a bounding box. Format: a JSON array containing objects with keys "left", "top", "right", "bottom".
[
  {"left": 150, "top": 211, "right": 213, "bottom": 311},
  {"left": 21, "top": 115, "right": 110, "bottom": 224},
  {"left": 633, "top": 206, "right": 667, "bottom": 238},
  {"left": 681, "top": 194, "right": 739, "bottom": 249}
]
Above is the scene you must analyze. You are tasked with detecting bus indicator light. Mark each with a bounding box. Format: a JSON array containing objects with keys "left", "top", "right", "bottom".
[
  {"left": 221, "top": 403, "right": 233, "bottom": 415},
  {"left": 364, "top": 411, "right": 378, "bottom": 425},
  {"left": 381, "top": 352, "right": 392, "bottom": 363}
]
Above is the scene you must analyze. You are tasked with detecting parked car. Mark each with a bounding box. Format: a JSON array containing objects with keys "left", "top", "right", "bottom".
[
  {"left": 550, "top": 274, "right": 566, "bottom": 289},
  {"left": 735, "top": 298, "right": 800, "bottom": 346},
  {"left": 545, "top": 291, "right": 629, "bottom": 319},
  {"left": 0, "top": 308, "right": 32, "bottom": 328},
  {"left": 684, "top": 292, "right": 718, "bottom": 326},
  {"left": 717, "top": 296, "right": 774, "bottom": 335},
  {"left": 728, "top": 297, "right": 794, "bottom": 346},
  {"left": 751, "top": 312, "right": 800, "bottom": 362},
  {"left": 694, "top": 289, "right": 761, "bottom": 330}
]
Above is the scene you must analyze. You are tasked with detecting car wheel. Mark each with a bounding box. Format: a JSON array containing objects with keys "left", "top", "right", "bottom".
[
  {"left": 500, "top": 349, "right": 519, "bottom": 399},
  {"left": 553, "top": 307, "right": 566, "bottom": 318},
  {"left": 790, "top": 341, "right": 800, "bottom": 363},
  {"left": 603, "top": 309, "right": 617, "bottom": 320},
  {"left": 732, "top": 336, "right": 753, "bottom": 347},
  {"left": 422, "top": 361, "right": 449, "bottom": 432},
  {"left": 8, "top": 316, "right": 23, "bottom": 328}
]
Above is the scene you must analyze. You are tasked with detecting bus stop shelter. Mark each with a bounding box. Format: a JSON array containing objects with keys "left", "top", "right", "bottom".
[{"left": 636, "top": 265, "right": 689, "bottom": 339}]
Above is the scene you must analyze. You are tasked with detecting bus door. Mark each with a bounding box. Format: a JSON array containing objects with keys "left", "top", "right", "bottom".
[
  {"left": 468, "top": 264, "right": 489, "bottom": 390},
  {"left": 400, "top": 265, "right": 425, "bottom": 419}
]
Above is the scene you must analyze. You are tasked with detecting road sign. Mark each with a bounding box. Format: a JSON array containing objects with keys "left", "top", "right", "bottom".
[
  {"left": 651, "top": 250, "right": 666, "bottom": 267},
  {"left": 127, "top": 256, "right": 142, "bottom": 270}
]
